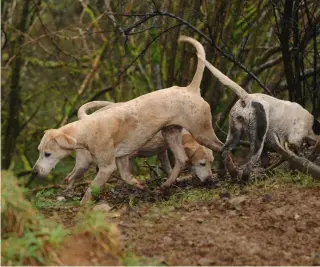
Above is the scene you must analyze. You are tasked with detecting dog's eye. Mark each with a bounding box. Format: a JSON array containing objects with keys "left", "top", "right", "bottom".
[
  {"left": 44, "top": 152, "right": 51, "bottom": 157},
  {"left": 200, "top": 161, "right": 206, "bottom": 166}
]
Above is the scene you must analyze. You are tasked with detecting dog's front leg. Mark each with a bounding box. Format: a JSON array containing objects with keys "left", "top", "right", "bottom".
[
  {"left": 220, "top": 121, "right": 242, "bottom": 179},
  {"left": 116, "top": 155, "right": 147, "bottom": 190},
  {"left": 160, "top": 126, "right": 187, "bottom": 189},
  {"left": 240, "top": 102, "right": 269, "bottom": 181},
  {"left": 260, "top": 147, "right": 269, "bottom": 168},
  {"left": 157, "top": 150, "right": 172, "bottom": 177},
  {"left": 65, "top": 149, "right": 92, "bottom": 190},
  {"left": 80, "top": 156, "right": 116, "bottom": 205}
]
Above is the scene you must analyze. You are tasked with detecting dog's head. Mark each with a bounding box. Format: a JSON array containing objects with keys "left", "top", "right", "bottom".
[
  {"left": 183, "top": 138, "right": 214, "bottom": 182},
  {"left": 32, "top": 129, "right": 77, "bottom": 177},
  {"left": 190, "top": 147, "right": 214, "bottom": 182}
]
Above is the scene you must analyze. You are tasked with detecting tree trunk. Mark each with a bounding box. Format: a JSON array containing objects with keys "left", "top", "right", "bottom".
[
  {"left": 2, "top": 0, "right": 30, "bottom": 169},
  {"left": 292, "top": 1, "right": 303, "bottom": 106},
  {"left": 279, "top": 0, "right": 295, "bottom": 102}
]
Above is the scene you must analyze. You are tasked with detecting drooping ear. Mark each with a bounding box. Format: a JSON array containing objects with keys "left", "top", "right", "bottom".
[
  {"left": 183, "top": 142, "right": 197, "bottom": 158},
  {"left": 205, "top": 147, "right": 214, "bottom": 162},
  {"left": 54, "top": 134, "right": 77, "bottom": 150}
]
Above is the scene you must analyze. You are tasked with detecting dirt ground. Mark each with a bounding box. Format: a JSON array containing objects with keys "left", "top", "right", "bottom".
[
  {"left": 119, "top": 185, "right": 320, "bottom": 266},
  {"left": 38, "top": 170, "right": 320, "bottom": 266}
]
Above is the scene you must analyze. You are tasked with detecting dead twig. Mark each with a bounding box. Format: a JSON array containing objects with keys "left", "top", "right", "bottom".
[
  {"left": 29, "top": 184, "right": 66, "bottom": 193},
  {"left": 265, "top": 157, "right": 286, "bottom": 172},
  {"left": 144, "top": 160, "right": 162, "bottom": 181}
]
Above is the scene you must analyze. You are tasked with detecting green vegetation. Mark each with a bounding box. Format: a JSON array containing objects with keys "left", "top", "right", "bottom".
[
  {"left": 121, "top": 251, "right": 162, "bottom": 266},
  {"left": 152, "top": 170, "right": 319, "bottom": 213},
  {"left": 1, "top": 171, "right": 124, "bottom": 265},
  {"left": 1, "top": 171, "right": 68, "bottom": 265}
]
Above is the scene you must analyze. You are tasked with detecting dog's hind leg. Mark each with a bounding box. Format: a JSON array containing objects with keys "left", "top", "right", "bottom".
[
  {"left": 65, "top": 149, "right": 92, "bottom": 190},
  {"left": 116, "top": 155, "right": 147, "bottom": 190},
  {"left": 160, "top": 126, "right": 188, "bottom": 189},
  {"left": 157, "top": 150, "right": 172, "bottom": 177}
]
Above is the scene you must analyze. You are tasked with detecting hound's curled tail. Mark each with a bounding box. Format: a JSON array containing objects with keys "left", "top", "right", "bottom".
[
  {"left": 178, "top": 36, "right": 206, "bottom": 94},
  {"left": 77, "top": 101, "right": 115, "bottom": 119},
  {"left": 197, "top": 56, "right": 249, "bottom": 100}
]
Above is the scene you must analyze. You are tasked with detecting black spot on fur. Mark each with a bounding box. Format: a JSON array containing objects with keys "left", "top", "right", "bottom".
[
  {"left": 312, "top": 118, "right": 320, "bottom": 135},
  {"left": 237, "top": 115, "right": 244, "bottom": 122},
  {"left": 240, "top": 100, "right": 246, "bottom": 107},
  {"left": 251, "top": 101, "right": 267, "bottom": 153}
]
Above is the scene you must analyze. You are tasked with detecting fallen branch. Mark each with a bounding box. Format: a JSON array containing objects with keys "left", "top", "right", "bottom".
[{"left": 274, "top": 133, "right": 320, "bottom": 179}]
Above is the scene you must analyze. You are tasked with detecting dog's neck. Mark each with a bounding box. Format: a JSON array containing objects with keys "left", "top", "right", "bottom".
[{"left": 59, "top": 122, "right": 88, "bottom": 150}]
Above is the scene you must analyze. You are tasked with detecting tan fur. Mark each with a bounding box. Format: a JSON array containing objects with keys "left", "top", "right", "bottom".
[{"left": 66, "top": 102, "right": 214, "bottom": 187}]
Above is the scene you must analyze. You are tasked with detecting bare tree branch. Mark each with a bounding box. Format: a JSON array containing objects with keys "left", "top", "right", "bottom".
[{"left": 113, "top": 10, "right": 274, "bottom": 95}]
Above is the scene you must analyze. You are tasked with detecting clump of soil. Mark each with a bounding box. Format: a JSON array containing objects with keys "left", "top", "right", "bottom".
[{"left": 57, "top": 233, "right": 121, "bottom": 266}]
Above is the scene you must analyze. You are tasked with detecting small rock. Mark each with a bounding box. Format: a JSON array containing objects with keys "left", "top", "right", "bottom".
[
  {"left": 262, "top": 194, "right": 272, "bottom": 202},
  {"left": 198, "top": 257, "right": 216, "bottom": 266},
  {"left": 273, "top": 206, "right": 286, "bottom": 216},
  {"left": 197, "top": 218, "right": 205, "bottom": 223},
  {"left": 163, "top": 236, "right": 172, "bottom": 244},
  {"left": 155, "top": 256, "right": 166, "bottom": 264},
  {"left": 228, "top": 210, "right": 238, "bottom": 216},
  {"left": 93, "top": 203, "right": 112, "bottom": 212},
  {"left": 229, "top": 195, "right": 247, "bottom": 205},
  {"left": 219, "top": 192, "right": 231, "bottom": 199},
  {"left": 286, "top": 227, "right": 296, "bottom": 236},
  {"left": 188, "top": 240, "right": 194, "bottom": 246},
  {"left": 294, "top": 213, "right": 300, "bottom": 220},
  {"left": 57, "top": 196, "right": 65, "bottom": 202},
  {"left": 91, "top": 258, "right": 98, "bottom": 264},
  {"left": 295, "top": 225, "right": 306, "bottom": 232}
]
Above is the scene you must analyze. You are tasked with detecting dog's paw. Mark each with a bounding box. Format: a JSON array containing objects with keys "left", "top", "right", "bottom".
[
  {"left": 80, "top": 190, "right": 93, "bottom": 206},
  {"left": 152, "top": 187, "right": 162, "bottom": 195},
  {"left": 134, "top": 182, "right": 148, "bottom": 191},
  {"left": 159, "top": 183, "right": 170, "bottom": 192},
  {"left": 238, "top": 168, "right": 250, "bottom": 183}
]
